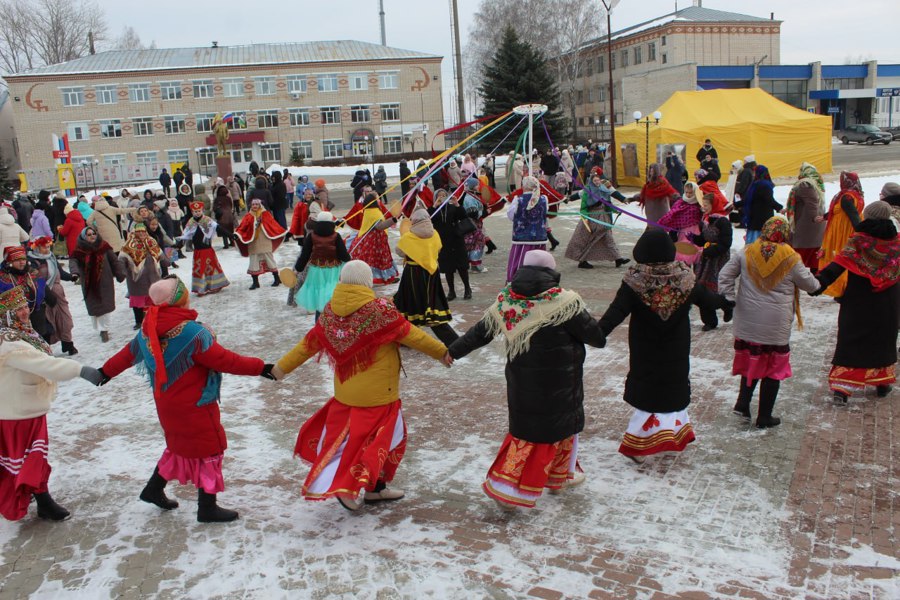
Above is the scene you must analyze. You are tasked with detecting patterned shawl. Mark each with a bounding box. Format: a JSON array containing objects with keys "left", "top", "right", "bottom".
[
  {"left": 0, "top": 321, "right": 52, "bottom": 354},
  {"left": 834, "top": 224, "right": 900, "bottom": 292},
  {"left": 622, "top": 261, "right": 696, "bottom": 321},
  {"left": 785, "top": 162, "right": 825, "bottom": 229},
  {"left": 658, "top": 198, "right": 703, "bottom": 231},
  {"left": 639, "top": 163, "right": 678, "bottom": 204},
  {"left": 120, "top": 225, "right": 162, "bottom": 278},
  {"left": 72, "top": 227, "right": 113, "bottom": 295}
]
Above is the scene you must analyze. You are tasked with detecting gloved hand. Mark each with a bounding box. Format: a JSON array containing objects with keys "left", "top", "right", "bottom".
[
  {"left": 260, "top": 364, "right": 277, "bottom": 380},
  {"left": 80, "top": 366, "right": 110, "bottom": 386},
  {"left": 70, "top": 274, "right": 79, "bottom": 284}
]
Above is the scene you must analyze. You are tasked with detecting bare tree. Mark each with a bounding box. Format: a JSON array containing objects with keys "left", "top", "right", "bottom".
[
  {"left": 0, "top": 0, "right": 108, "bottom": 74},
  {"left": 465, "top": 0, "right": 604, "bottom": 137},
  {"left": 115, "top": 26, "right": 145, "bottom": 51}
]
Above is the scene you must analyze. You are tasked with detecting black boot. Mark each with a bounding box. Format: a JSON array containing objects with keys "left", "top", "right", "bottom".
[
  {"left": 460, "top": 268, "right": 472, "bottom": 300},
  {"left": 271, "top": 272, "right": 281, "bottom": 287},
  {"left": 547, "top": 230, "right": 560, "bottom": 251},
  {"left": 132, "top": 307, "right": 144, "bottom": 330},
  {"left": 139, "top": 467, "right": 179, "bottom": 510},
  {"left": 61, "top": 340, "right": 78, "bottom": 356},
  {"left": 877, "top": 385, "right": 892, "bottom": 398},
  {"left": 34, "top": 491, "right": 70, "bottom": 521},
  {"left": 485, "top": 238, "right": 497, "bottom": 255},
  {"left": 578, "top": 261, "right": 594, "bottom": 269},
  {"left": 197, "top": 490, "right": 239, "bottom": 523},
  {"left": 733, "top": 376, "right": 757, "bottom": 419},
  {"left": 249, "top": 275, "right": 260, "bottom": 290},
  {"left": 615, "top": 258, "right": 631, "bottom": 268},
  {"left": 756, "top": 378, "right": 782, "bottom": 428}
]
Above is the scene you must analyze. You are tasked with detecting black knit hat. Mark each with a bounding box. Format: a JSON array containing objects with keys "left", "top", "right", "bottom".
[{"left": 633, "top": 229, "right": 675, "bottom": 264}]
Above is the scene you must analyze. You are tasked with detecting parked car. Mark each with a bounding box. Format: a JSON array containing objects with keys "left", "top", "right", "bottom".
[
  {"left": 885, "top": 127, "right": 900, "bottom": 141},
  {"left": 838, "top": 124, "right": 892, "bottom": 145}
]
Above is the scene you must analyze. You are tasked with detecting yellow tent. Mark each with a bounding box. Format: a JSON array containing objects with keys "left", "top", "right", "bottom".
[{"left": 614, "top": 88, "right": 832, "bottom": 187}]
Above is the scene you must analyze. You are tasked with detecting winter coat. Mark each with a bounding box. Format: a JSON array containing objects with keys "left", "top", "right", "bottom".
[
  {"left": 448, "top": 267, "right": 606, "bottom": 443},
  {"left": 119, "top": 253, "right": 167, "bottom": 298},
  {"left": 194, "top": 184, "right": 212, "bottom": 216},
  {"left": 790, "top": 182, "right": 826, "bottom": 249},
  {"left": 50, "top": 197, "right": 68, "bottom": 232},
  {"left": 57, "top": 209, "right": 86, "bottom": 257},
  {"left": 399, "top": 163, "right": 412, "bottom": 195},
  {"left": 270, "top": 180, "right": 287, "bottom": 211},
  {"left": 735, "top": 164, "right": 755, "bottom": 200},
  {"left": 430, "top": 202, "right": 469, "bottom": 272},
  {"left": 540, "top": 153, "right": 560, "bottom": 177},
  {"left": 87, "top": 200, "right": 134, "bottom": 252},
  {"left": 30, "top": 209, "right": 53, "bottom": 240},
  {"left": 0, "top": 335, "right": 82, "bottom": 420},
  {"left": 212, "top": 192, "right": 235, "bottom": 236},
  {"left": 69, "top": 241, "right": 125, "bottom": 316},
  {"left": 246, "top": 178, "right": 273, "bottom": 210},
  {"left": 0, "top": 212, "right": 29, "bottom": 256},
  {"left": 12, "top": 199, "right": 33, "bottom": 233},
  {"left": 746, "top": 185, "right": 783, "bottom": 231},
  {"left": 718, "top": 249, "right": 820, "bottom": 346},
  {"left": 598, "top": 275, "right": 726, "bottom": 413},
  {"left": 665, "top": 156, "right": 687, "bottom": 196},
  {"left": 159, "top": 171, "right": 172, "bottom": 188}
]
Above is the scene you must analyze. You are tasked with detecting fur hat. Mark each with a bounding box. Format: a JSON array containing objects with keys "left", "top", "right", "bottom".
[
  {"left": 633, "top": 229, "right": 675, "bottom": 264},
  {"left": 863, "top": 200, "right": 892, "bottom": 221},
  {"left": 339, "top": 260, "right": 373, "bottom": 288},
  {"left": 148, "top": 276, "right": 189, "bottom": 308},
  {"left": 316, "top": 211, "right": 334, "bottom": 222},
  {"left": 522, "top": 249, "right": 556, "bottom": 270}
]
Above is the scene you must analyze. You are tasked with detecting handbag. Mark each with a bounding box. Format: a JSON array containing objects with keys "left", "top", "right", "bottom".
[
  {"left": 455, "top": 217, "right": 477, "bottom": 236},
  {"left": 52, "top": 237, "right": 68, "bottom": 257}
]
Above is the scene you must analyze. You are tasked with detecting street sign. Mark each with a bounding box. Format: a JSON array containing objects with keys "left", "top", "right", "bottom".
[
  {"left": 877, "top": 88, "right": 900, "bottom": 97},
  {"left": 343, "top": 143, "right": 352, "bottom": 151},
  {"left": 827, "top": 106, "right": 840, "bottom": 114}
]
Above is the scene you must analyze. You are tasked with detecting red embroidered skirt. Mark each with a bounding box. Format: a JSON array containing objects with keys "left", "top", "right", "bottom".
[
  {"left": 349, "top": 230, "right": 398, "bottom": 284},
  {"left": 191, "top": 248, "right": 230, "bottom": 296},
  {"left": 619, "top": 409, "right": 695, "bottom": 458},
  {"left": 482, "top": 433, "right": 581, "bottom": 508},
  {"left": 828, "top": 365, "right": 896, "bottom": 395},
  {"left": 295, "top": 398, "right": 406, "bottom": 501},
  {"left": 0, "top": 416, "right": 51, "bottom": 521},
  {"left": 156, "top": 449, "right": 225, "bottom": 494}
]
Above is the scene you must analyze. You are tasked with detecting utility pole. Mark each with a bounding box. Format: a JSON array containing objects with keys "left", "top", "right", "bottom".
[
  {"left": 601, "top": 0, "right": 619, "bottom": 184},
  {"left": 450, "top": 0, "right": 466, "bottom": 125},
  {"left": 379, "top": 0, "right": 386, "bottom": 46}
]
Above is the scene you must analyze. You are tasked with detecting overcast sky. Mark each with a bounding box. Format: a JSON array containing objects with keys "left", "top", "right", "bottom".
[{"left": 96, "top": 0, "right": 896, "bottom": 119}]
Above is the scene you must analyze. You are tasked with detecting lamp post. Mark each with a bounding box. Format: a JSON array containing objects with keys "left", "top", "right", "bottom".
[
  {"left": 372, "top": 135, "right": 378, "bottom": 174},
  {"left": 594, "top": 117, "right": 600, "bottom": 141},
  {"left": 80, "top": 159, "right": 98, "bottom": 195},
  {"left": 600, "top": 0, "right": 620, "bottom": 184},
  {"left": 633, "top": 110, "right": 662, "bottom": 179}
]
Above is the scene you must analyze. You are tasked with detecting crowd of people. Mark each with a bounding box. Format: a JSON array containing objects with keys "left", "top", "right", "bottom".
[{"left": 1, "top": 141, "right": 898, "bottom": 522}]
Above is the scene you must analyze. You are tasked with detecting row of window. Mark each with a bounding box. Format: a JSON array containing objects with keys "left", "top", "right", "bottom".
[
  {"left": 579, "top": 37, "right": 668, "bottom": 79},
  {"left": 65, "top": 104, "right": 403, "bottom": 141},
  {"left": 571, "top": 83, "right": 622, "bottom": 106},
  {"left": 60, "top": 72, "right": 401, "bottom": 107}
]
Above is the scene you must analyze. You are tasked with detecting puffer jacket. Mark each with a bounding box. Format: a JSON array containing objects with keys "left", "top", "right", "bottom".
[
  {"left": 449, "top": 266, "right": 606, "bottom": 443},
  {"left": 87, "top": 199, "right": 134, "bottom": 252},
  {"left": 0, "top": 212, "right": 29, "bottom": 256},
  {"left": 718, "top": 248, "right": 820, "bottom": 346}
]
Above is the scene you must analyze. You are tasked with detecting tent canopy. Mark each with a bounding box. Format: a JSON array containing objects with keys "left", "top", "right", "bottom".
[{"left": 614, "top": 88, "right": 832, "bottom": 187}]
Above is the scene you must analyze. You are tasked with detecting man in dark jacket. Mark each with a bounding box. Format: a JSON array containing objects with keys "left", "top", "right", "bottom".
[
  {"left": 173, "top": 169, "right": 185, "bottom": 193},
  {"left": 350, "top": 169, "right": 371, "bottom": 201},
  {"left": 695, "top": 139, "right": 718, "bottom": 163},
  {"left": 448, "top": 250, "right": 606, "bottom": 509},
  {"left": 539, "top": 149, "right": 560, "bottom": 179},
  {"left": 734, "top": 155, "right": 756, "bottom": 202},
  {"left": 159, "top": 169, "right": 172, "bottom": 198},
  {"left": 13, "top": 192, "right": 36, "bottom": 233},
  {"left": 399, "top": 160, "right": 412, "bottom": 197}
]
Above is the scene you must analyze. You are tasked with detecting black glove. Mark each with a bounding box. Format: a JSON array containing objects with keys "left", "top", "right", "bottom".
[
  {"left": 260, "top": 363, "right": 276, "bottom": 380},
  {"left": 43, "top": 289, "right": 58, "bottom": 307},
  {"left": 70, "top": 274, "right": 80, "bottom": 284},
  {"left": 808, "top": 286, "right": 825, "bottom": 297},
  {"left": 80, "top": 366, "right": 110, "bottom": 386}
]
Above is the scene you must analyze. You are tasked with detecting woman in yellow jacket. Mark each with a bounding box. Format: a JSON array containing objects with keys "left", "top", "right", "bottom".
[{"left": 273, "top": 261, "right": 451, "bottom": 510}]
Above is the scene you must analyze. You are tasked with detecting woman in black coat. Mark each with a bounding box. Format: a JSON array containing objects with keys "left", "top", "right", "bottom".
[
  {"left": 268, "top": 171, "right": 287, "bottom": 230},
  {"left": 429, "top": 189, "right": 471, "bottom": 300},
  {"left": 598, "top": 229, "right": 727, "bottom": 464},
  {"left": 448, "top": 250, "right": 606, "bottom": 509},
  {"left": 814, "top": 201, "right": 900, "bottom": 403}
]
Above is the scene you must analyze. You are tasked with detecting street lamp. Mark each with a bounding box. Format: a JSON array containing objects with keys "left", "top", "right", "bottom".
[
  {"left": 594, "top": 117, "right": 600, "bottom": 141},
  {"left": 80, "top": 159, "right": 98, "bottom": 195},
  {"left": 371, "top": 135, "right": 378, "bottom": 174},
  {"left": 600, "top": 0, "right": 620, "bottom": 184},
  {"left": 634, "top": 111, "right": 662, "bottom": 178}
]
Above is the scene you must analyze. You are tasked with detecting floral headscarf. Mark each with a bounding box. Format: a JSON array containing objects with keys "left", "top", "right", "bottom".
[
  {"left": 120, "top": 223, "right": 162, "bottom": 277},
  {"left": 745, "top": 215, "right": 803, "bottom": 327},
  {"left": 785, "top": 162, "right": 825, "bottom": 228},
  {"left": 840, "top": 171, "right": 863, "bottom": 196}
]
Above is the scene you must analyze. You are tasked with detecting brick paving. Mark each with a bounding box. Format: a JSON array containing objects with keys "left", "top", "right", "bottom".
[{"left": 0, "top": 209, "right": 897, "bottom": 599}]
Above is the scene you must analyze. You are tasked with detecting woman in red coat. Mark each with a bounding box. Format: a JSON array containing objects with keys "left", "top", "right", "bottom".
[
  {"left": 56, "top": 205, "right": 86, "bottom": 258},
  {"left": 99, "top": 276, "right": 275, "bottom": 522}
]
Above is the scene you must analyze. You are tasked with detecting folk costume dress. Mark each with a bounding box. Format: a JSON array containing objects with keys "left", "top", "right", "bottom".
[
  {"left": 816, "top": 209, "right": 900, "bottom": 398},
  {"left": 27, "top": 243, "right": 77, "bottom": 351},
  {"left": 0, "top": 286, "right": 84, "bottom": 521},
  {"left": 785, "top": 163, "right": 827, "bottom": 272},
  {"left": 505, "top": 188, "right": 548, "bottom": 282},
  {"left": 636, "top": 163, "right": 678, "bottom": 227},
  {"left": 393, "top": 210, "right": 456, "bottom": 346},
  {"left": 348, "top": 198, "right": 399, "bottom": 285},
  {"left": 598, "top": 230, "right": 727, "bottom": 461},
  {"left": 294, "top": 218, "right": 352, "bottom": 314},
  {"left": 274, "top": 281, "right": 447, "bottom": 504},
  {"left": 448, "top": 260, "right": 607, "bottom": 508},
  {"left": 102, "top": 279, "right": 266, "bottom": 498},
  {"left": 564, "top": 179, "right": 626, "bottom": 266},
  {"left": 235, "top": 205, "right": 287, "bottom": 276},
  {"left": 818, "top": 172, "right": 865, "bottom": 298},
  {"left": 0, "top": 246, "right": 52, "bottom": 343},
  {"left": 659, "top": 183, "right": 704, "bottom": 266},
  {"left": 180, "top": 208, "right": 229, "bottom": 296},
  {"left": 119, "top": 224, "right": 166, "bottom": 309}
]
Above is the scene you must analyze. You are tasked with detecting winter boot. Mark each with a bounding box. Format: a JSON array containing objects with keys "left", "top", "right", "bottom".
[
  {"left": 249, "top": 275, "right": 260, "bottom": 290},
  {"left": 460, "top": 269, "right": 472, "bottom": 300},
  {"left": 547, "top": 230, "right": 560, "bottom": 251},
  {"left": 755, "top": 378, "right": 782, "bottom": 429},
  {"left": 364, "top": 480, "right": 405, "bottom": 504},
  {"left": 132, "top": 308, "right": 144, "bottom": 330},
  {"left": 578, "top": 261, "right": 594, "bottom": 269},
  {"left": 615, "top": 258, "right": 631, "bottom": 268},
  {"left": 34, "top": 491, "right": 70, "bottom": 521},
  {"left": 876, "top": 385, "right": 892, "bottom": 398},
  {"left": 271, "top": 272, "right": 281, "bottom": 287},
  {"left": 61, "top": 341, "right": 78, "bottom": 356},
  {"left": 287, "top": 283, "right": 299, "bottom": 307},
  {"left": 733, "top": 377, "right": 757, "bottom": 419},
  {"left": 197, "top": 490, "right": 239, "bottom": 523},
  {"left": 139, "top": 467, "right": 179, "bottom": 510},
  {"left": 100, "top": 331, "right": 110, "bottom": 343},
  {"left": 485, "top": 238, "right": 498, "bottom": 255}
]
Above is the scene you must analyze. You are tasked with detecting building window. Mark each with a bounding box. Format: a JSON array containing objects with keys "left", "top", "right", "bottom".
[
  {"left": 223, "top": 78, "right": 244, "bottom": 98},
  {"left": 195, "top": 113, "right": 215, "bottom": 133},
  {"left": 230, "top": 142, "right": 253, "bottom": 163},
  {"left": 167, "top": 150, "right": 189, "bottom": 164},
  {"left": 164, "top": 115, "right": 186, "bottom": 135},
  {"left": 192, "top": 80, "right": 213, "bottom": 99},
  {"left": 599, "top": 86, "right": 607, "bottom": 102},
  {"left": 587, "top": 88, "right": 594, "bottom": 103},
  {"left": 382, "top": 136, "right": 402, "bottom": 154},
  {"left": 823, "top": 78, "right": 864, "bottom": 90},
  {"left": 598, "top": 55, "right": 605, "bottom": 73},
  {"left": 61, "top": 87, "right": 84, "bottom": 107},
  {"left": 381, "top": 103, "right": 400, "bottom": 121},
  {"left": 576, "top": 90, "right": 584, "bottom": 105},
  {"left": 95, "top": 85, "right": 117, "bottom": 105},
  {"left": 254, "top": 76, "right": 276, "bottom": 96},
  {"left": 225, "top": 111, "right": 247, "bottom": 130},
  {"left": 99, "top": 119, "right": 122, "bottom": 138},
  {"left": 71, "top": 154, "right": 94, "bottom": 166},
  {"left": 129, "top": 83, "right": 150, "bottom": 103},
  {"left": 132, "top": 117, "right": 154, "bottom": 137},
  {"left": 66, "top": 122, "right": 89, "bottom": 141},
  {"left": 257, "top": 109, "right": 279, "bottom": 129},
  {"left": 160, "top": 81, "right": 182, "bottom": 100},
  {"left": 320, "top": 106, "right": 341, "bottom": 124},
  {"left": 648, "top": 42, "right": 657, "bottom": 62},
  {"left": 291, "top": 141, "right": 313, "bottom": 160},
  {"left": 661, "top": 35, "right": 667, "bottom": 46},
  {"left": 662, "top": 53, "right": 668, "bottom": 65},
  {"left": 621, "top": 50, "right": 629, "bottom": 68},
  {"left": 317, "top": 74, "right": 339, "bottom": 92},
  {"left": 586, "top": 59, "right": 593, "bottom": 77},
  {"left": 611, "top": 53, "right": 616, "bottom": 70},
  {"left": 197, "top": 148, "right": 216, "bottom": 170},
  {"left": 348, "top": 72, "right": 369, "bottom": 91},
  {"left": 289, "top": 108, "right": 310, "bottom": 127},
  {"left": 379, "top": 71, "right": 399, "bottom": 89},
  {"left": 103, "top": 154, "right": 126, "bottom": 166},
  {"left": 634, "top": 46, "right": 642, "bottom": 65},
  {"left": 322, "top": 139, "right": 343, "bottom": 159},
  {"left": 135, "top": 151, "right": 158, "bottom": 166},
  {"left": 350, "top": 105, "right": 370, "bottom": 123},
  {"left": 287, "top": 75, "right": 307, "bottom": 95},
  {"left": 259, "top": 143, "right": 281, "bottom": 163},
  {"left": 759, "top": 79, "right": 808, "bottom": 109}
]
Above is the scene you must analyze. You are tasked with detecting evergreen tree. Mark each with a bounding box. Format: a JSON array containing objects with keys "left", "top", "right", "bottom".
[
  {"left": 0, "top": 147, "right": 13, "bottom": 201},
  {"left": 476, "top": 26, "right": 567, "bottom": 153}
]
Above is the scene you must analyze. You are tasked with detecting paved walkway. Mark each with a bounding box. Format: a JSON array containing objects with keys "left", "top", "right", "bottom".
[{"left": 0, "top": 213, "right": 896, "bottom": 599}]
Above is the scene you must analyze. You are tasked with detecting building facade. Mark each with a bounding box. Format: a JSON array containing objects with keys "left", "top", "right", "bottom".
[{"left": 5, "top": 41, "right": 444, "bottom": 190}]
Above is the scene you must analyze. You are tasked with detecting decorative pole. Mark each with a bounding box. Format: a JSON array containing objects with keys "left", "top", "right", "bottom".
[{"left": 513, "top": 103, "right": 548, "bottom": 177}]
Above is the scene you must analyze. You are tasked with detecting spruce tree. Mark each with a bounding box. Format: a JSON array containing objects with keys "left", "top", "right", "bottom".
[
  {"left": 476, "top": 26, "right": 567, "bottom": 153},
  {"left": 0, "top": 147, "right": 13, "bottom": 201}
]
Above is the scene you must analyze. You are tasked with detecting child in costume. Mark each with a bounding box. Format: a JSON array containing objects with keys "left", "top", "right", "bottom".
[
  {"left": 293, "top": 211, "right": 351, "bottom": 320},
  {"left": 180, "top": 201, "right": 229, "bottom": 296},
  {"left": 348, "top": 192, "right": 400, "bottom": 285}
]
